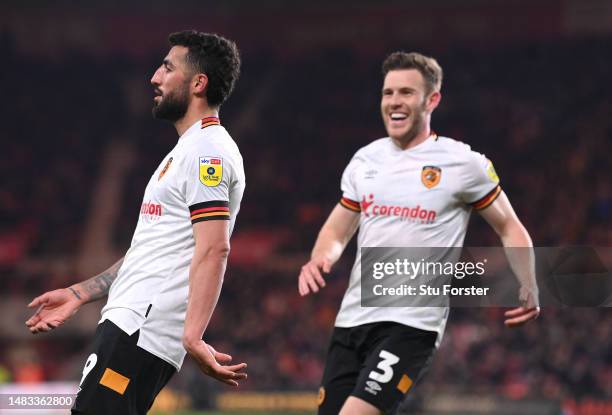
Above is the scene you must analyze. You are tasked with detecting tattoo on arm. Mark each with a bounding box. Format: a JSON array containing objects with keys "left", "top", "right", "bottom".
[
  {"left": 68, "top": 287, "right": 82, "bottom": 300},
  {"left": 80, "top": 258, "right": 124, "bottom": 302}
]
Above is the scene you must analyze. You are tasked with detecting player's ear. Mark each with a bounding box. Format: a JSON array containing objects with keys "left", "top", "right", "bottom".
[
  {"left": 192, "top": 73, "right": 209, "bottom": 96},
  {"left": 426, "top": 91, "right": 441, "bottom": 112}
]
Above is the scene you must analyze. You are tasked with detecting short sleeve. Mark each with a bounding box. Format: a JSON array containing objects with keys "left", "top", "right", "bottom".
[
  {"left": 460, "top": 151, "right": 502, "bottom": 210},
  {"left": 184, "top": 155, "right": 231, "bottom": 223},
  {"left": 339, "top": 154, "right": 363, "bottom": 213}
]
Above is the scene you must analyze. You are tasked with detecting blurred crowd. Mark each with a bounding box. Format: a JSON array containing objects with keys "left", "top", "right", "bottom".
[{"left": 1, "top": 25, "right": 611, "bottom": 407}]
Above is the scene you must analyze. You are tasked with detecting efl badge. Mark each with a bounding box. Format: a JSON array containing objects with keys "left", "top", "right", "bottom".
[
  {"left": 421, "top": 166, "right": 441, "bottom": 189},
  {"left": 486, "top": 159, "right": 500, "bottom": 183},
  {"left": 199, "top": 156, "right": 223, "bottom": 187},
  {"left": 158, "top": 157, "right": 173, "bottom": 180}
]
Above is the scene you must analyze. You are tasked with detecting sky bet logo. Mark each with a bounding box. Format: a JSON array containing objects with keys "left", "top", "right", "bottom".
[
  {"left": 360, "top": 194, "right": 437, "bottom": 223},
  {"left": 201, "top": 157, "right": 221, "bottom": 165}
]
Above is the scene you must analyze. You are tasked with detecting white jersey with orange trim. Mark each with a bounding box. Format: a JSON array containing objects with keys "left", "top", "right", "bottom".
[
  {"left": 100, "top": 116, "right": 245, "bottom": 370},
  {"left": 335, "top": 134, "right": 500, "bottom": 341}
]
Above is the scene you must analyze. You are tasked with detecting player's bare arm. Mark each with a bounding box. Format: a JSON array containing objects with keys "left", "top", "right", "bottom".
[
  {"left": 25, "top": 257, "right": 124, "bottom": 334},
  {"left": 299, "top": 204, "right": 360, "bottom": 296},
  {"left": 73, "top": 257, "right": 125, "bottom": 302},
  {"left": 182, "top": 219, "right": 247, "bottom": 387},
  {"left": 478, "top": 191, "right": 540, "bottom": 327}
]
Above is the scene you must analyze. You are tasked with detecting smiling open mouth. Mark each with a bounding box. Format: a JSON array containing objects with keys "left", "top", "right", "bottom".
[{"left": 390, "top": 113, "right": 408, "bottom": 121}]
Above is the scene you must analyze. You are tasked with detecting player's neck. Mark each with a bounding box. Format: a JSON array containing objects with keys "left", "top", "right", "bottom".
[
  {"left": 392, "top": 126, "right": 432, "bottom": 150},
  {"left": 174, "top": 103, "right": 219, "bottom": 137}
]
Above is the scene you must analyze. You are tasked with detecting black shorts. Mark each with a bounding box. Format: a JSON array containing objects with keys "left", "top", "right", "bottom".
[
  {"left": 318, "top": 322, "right": 437, "bottom": 415},
  {"left": 72, "top": 320, "right": 176, "bottom": 415}
]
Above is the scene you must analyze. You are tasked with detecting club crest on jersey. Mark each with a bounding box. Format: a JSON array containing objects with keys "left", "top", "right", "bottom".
[
  {"left": 158, "top": 157, "right": 173, "bottom": 180},
  {"left": 421, "top": 165, "right": 441, "bottom": 189},
  {"left": 199, "top": 156, "right": 223, "bottom": 187}
]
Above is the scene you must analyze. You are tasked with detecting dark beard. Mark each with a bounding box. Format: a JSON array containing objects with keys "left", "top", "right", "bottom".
[{"left": 152, "top": 87, "right": 189, "bottom": 122}]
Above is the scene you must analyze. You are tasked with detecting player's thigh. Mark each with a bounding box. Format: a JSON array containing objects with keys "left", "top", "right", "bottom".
[
  {"left": 352, "top": 326, "right": 436, "bottom": 415},
  {"left": 134, "top": 346, "right": 176, "bottom": 413},
  {"left": 318, "top": 327, "right": 361, "bottom": 415},
  {"left": 72, "top": 320, "right": 175, "bottom": 415},
  {"left": 340, "top": 396, "right": 382, "bottom": 415}
]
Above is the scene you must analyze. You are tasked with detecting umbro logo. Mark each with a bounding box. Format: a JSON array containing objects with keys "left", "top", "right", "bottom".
[
  {"left": 364, "top": 169, "right": 378, "bottom": 179},
  {"left": 365, "top": 380, "right": 382, "bottom": 395}
]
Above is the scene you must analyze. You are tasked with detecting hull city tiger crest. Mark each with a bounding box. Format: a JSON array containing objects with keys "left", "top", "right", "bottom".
[
  {"left": 421, "top": 165, "right": 441, "bottom": 189},
  {"left": 199, "top": 156, "right": 223, "bottom": 187}
]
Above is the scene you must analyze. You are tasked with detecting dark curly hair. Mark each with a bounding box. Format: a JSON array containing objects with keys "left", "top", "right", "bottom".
[
  {"left": 382, "top": 51, "right": 443, "bottom": 95},
  {"left": 169, "top": 30, "right": 241, "bottom": 108}
]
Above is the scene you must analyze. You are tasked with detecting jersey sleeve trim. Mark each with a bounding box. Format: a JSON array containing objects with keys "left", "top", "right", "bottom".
[
  {"left": 470, "top": 185, "right": 501, "bottom": 210},
  {"left": 339, "top": 196, "right": 361, "bottom": 213},
  {"left": 189, "top": 200, "right": 230, "bottom": 223}
]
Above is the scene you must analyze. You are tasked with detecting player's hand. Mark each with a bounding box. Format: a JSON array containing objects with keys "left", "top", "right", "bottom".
[
  {"left": 504, "top": 306, "right": 540, "bottom": 327},
  {"left": 298, "top": 256, "right": 332, "bottom": 296},
  {"left": 25, "top": 288, "right": 83, "bottom": 334},
  {"left": 184, "top": 340, "right": 247, "bottom": 387},
  {"left": 504, "top": 285, "right": 540, "bottom": 327}
]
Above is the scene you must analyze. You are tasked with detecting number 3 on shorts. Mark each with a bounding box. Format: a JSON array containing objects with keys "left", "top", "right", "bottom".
[
  {"left": 368, "top": 350, "right": 400, "bottom": 383},
  {"left": 79, "top": 353, "right": 98, "bottom": 387}
]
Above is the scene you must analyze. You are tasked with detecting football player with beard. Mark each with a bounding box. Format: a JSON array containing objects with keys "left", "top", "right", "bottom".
[{"left": 26, "top": 30, "right": 246, "bottom": 415}]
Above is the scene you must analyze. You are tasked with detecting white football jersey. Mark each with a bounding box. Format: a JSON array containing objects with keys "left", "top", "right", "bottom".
[
  {"left": 335, "top": 134, "right": 500, "bottom": 342},
  {"left": 100, "top": 117, "right": 245, "bottom": 369}
]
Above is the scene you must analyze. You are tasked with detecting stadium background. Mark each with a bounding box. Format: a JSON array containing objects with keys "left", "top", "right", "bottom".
[{"left": 1, "top": 0, "right": 611, "bottom": 414}]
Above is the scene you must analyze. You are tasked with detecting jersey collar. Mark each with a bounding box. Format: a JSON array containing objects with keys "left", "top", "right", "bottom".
[
  {"left": 390, "top": 132, "right": 437, "bottom": 153},
  {"left": 179, "top": 116, "right": 221, "bottom": 140},
  {"left": 201, "top": 116, "right": 221, "bottom": 129}
]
